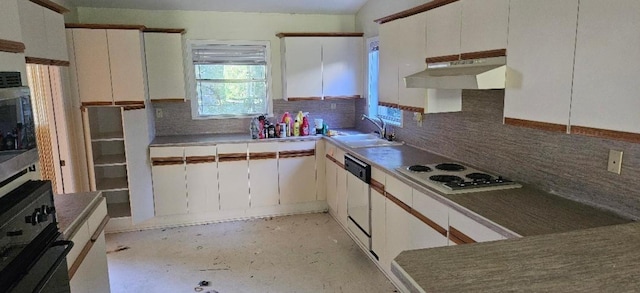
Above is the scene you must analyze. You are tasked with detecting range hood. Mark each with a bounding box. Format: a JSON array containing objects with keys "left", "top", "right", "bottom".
[{"left": 404, "top": 56, "right": 507, "bottom": 90}]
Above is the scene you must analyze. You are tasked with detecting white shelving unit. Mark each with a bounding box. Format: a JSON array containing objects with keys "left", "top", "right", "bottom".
[{"left": 83, "top": 107, "right": 131, "bottom": 218}]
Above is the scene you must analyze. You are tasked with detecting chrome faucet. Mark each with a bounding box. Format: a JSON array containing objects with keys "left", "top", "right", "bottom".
[{"left": 361, "top": 114, "right": 386, "bottom": 139}]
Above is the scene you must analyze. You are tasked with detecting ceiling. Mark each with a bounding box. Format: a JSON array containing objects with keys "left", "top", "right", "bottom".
[{"left": 67, "top": 0, "right": 369, "bottom": 15}]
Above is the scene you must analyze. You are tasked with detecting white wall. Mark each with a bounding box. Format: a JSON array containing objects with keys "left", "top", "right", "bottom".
[
  {"left": 76, "top": 8, "right": 356, "bottom": 100},
  {"left": 356, "top": 0, "right": 431, "bottom": 37}
]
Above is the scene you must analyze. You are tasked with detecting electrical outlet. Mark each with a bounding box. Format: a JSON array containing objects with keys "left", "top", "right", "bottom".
[
  {"left": 607, "top": 150, "right": 623, "bottom": 174},
  {"left": 331, "top": 103, "right": 336, "bottom": 110},
  {"left": 155, "top": 108, "right": 163, "bottom": 119},
  {"left": 413, "top": 112, "right": 423, "bottom": 127}
]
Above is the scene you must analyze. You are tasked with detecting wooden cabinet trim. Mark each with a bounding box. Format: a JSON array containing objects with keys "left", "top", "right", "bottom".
[
  {"left": 411, "top": 209, "right": 448, "bottom": 237},
  {"left": 398, "top": 104, "right": 425, "bottom": 113},
  {"left": 81, "top": 102, "right": 114, "bottom": 107},
  {"left": 385, "top": 192, "right": 411, "bottom": 213},
  {"left": 25, "top": 57, "right": 70, "bottom": 67},
  {"left": 325, "top": 154, "right": 344, "bottom": 169},
  {"left": 426, "top": 54, "right": 461, "bottom": 64},
  {"left": 378, "top": 101, "right": 399, "bottom": 109},
  {"left": 0, "top": 39, "right": 26, "bottom": 53},
  {"left": 29, "top": 0, "right": 70, "bottom": 13},
  {"left": 143, "top": 28, "right": 186, "bottom": 34},
  {"left": 375, "top": 0, "right": 460, "bottom": 24},
  {"left": 460, "top": 49, "right": 507, "bottom": 60},
  {"left": 150, "top": 98, "right": 187, "bottom": 103},
  {"left": 218, "top": 153, "right": 248, "bottom": 162},
  {"left": 122, "top": 105, "right": 146, "bottom": 111},
  {"left": 151, "top": 157, "right": 184, "bottom": 166},
  {"left": 449, "top": 226, "right": 477, "bottom": 245},
  {"left": 68, "top": 215, "right": 109, "bottom": 280},
  {"left": 504, "top": 117, "right": 568, "bottom": 133},
  {"left": 186, "top": 156, "right": 216, "bottom": 164},
  {"left": 324, "top": 95, "right": 362, "bottom": 100},
  {"left": 65, "top": 23, "right": 146, "bottom": 30},
  {"left": 249, "top": 152, "right": 277, "bottom": 160},
  {"left": 370, "top": 178, "right": 385, "bottom": 195},
  {"left": 115, "top": 101, "right": 145, "bottom": 106},
  {"left": 280, "top": 149, "right": 315, "bottom": 159},
  {"left": 277, "top": 32, "right": 364, "bottom": 38},
  {"left": 571, "top": 126, "right": 640, "bottom": 144},
  {"left": 286, "top": 97, "right": 323, "bottom": 101}
]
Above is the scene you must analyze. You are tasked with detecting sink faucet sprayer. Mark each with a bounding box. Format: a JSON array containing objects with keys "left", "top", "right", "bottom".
[{"left": 361, "top": 114, "right": 386, "bottom": 139}]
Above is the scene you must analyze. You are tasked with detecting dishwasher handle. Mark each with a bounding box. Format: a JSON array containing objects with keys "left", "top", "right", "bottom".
[{"left": 345, "top": 154, "right": 371, "bottom": 184}]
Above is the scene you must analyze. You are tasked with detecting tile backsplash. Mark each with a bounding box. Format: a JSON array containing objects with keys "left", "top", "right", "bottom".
[
  {"left": 153, "top": 99, "right": 356, "bottom": 136},
  {"left": 357, "top": 90, "right": 640, "bottom": 220}
]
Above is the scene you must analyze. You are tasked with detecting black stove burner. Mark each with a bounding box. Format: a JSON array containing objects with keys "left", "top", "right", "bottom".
[
  {"left": 407, "top": 165, "right": 432, "bottom": 172},
  {"left": 429, "top": 175, "right": 463, "bottom": 183},
  {"left": 435, "top": 163, "right": 466, "bottom": 172},
  {"left": 466, "top": 173, "right": 492, "bottom": 181}
]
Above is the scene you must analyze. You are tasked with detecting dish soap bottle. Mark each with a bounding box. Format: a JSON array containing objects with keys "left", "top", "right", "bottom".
[
  {"left": 301, "top": 113, "right": 310, "bottom": 136},
  {"left": 293, "top": 120, "right": 300, "bottom": 136}
]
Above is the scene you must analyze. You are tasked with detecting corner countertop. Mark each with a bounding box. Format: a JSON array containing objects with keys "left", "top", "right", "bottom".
[
  {"left": 392, "top": 222, "right": 640, "bottom": 292},
  {"left": 54, "top": 191, "right": 103, "bottom": 239}
]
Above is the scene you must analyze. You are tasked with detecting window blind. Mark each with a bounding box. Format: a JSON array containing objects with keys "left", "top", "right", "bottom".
[{"left": 192, "top": 44, "right": 267, "bottom": 65}]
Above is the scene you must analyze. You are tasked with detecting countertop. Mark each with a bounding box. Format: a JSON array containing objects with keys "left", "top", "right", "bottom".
[
  {"left": 150, "top": 133, "right": 322, "bottom": 147},
  {"left": 54, "top": 191, "right": 103, "bottom": 239},
  {"left": 392, "top": 222, "right": 640, "bottom": 292}
]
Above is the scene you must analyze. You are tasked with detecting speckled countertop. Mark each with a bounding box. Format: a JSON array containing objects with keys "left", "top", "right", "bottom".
[
  {"left": 150, "top": 133, "right": 323, "bottom": 147},
  {"left": 392, "top": 222, "right": 640, "bottom": 292},
  {"left": 54, "top": 192, "right": 103, "bottom": 239}
]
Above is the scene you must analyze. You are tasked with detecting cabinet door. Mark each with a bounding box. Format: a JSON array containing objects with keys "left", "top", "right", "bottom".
[
  {"left": 151, "top": 164, "right": 187, "bottom": 216},
  {"left": 315, "top": 140, "right": 326, "bottom": 201},
  {"left": 278, "top": 141, "right": 316, "bottom": 204},
  {"left": 144, "top": 32, "right": 186, "bottom": 101},
  {"left": 0, "top": 0, "right": 23, "bottom": 42},
  {"left": 504, "top": 0, "right": 578, "bottom": 128},
  {"left": 460, "top": 0, "right": 509, "bottom": 54},
  {"left": 325, "top": 157, "right": 338, "bottom": 215},
  {"left": 107, "top": 29, "right": 146, "bottom": 103},
  {"left": 336, "top": 167, "right": 348, "bottom": 227},
  {"left": 123, "top": 108, "right": 155, "bottom": 224},
  {"left": 70, "top": 29, "right": 113, "bottom": 104},
  {"left": 185, "top": 146, "right": 219, "bottom": 214},
  {"left": 322, "top": 37, "right": 363, "bottom": 98},
  {"left": 248, "top": 142, "right": 279, "bottom": 207},
  {"left": 282, "top": 37, "right": 323, "bottom": 100},
  {"left": 378, "top": 20, "right": 400, "bottom": 106},
  {"left": 426, "top": 1, "right": 461, "bottom": 58},
  {"left": 385, "top": 201, "right": 411, "bottom": 270},
  {"left": 18, "top": 0, "right": 47, "bottom": 59},
  {"left": 218, "top": 144, "right": 249, "bottom": 211},
  {"left": 570, "top": 0, "right": 640, "bottom": 135},
  {"left": 370, "top": 188, "right": 386, "bottom": 264},
  {"left": 449, "top": 208, "right": 506, "bottom": 244},
  {"left": 396, "top": 13, "right": 429, "bottom": 112},
  {"left": 43, "top": 8, "right": 68, "bottom": 61},
  {"left": 69, "top": 232, "right": 111, "bottom": 293}
]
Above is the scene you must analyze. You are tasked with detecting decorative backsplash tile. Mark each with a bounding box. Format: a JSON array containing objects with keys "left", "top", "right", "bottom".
[{"left": 357, "top": 90, "right": 640, "bottom": 219}]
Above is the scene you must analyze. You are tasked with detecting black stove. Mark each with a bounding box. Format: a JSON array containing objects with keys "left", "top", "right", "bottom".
[
  {"left": 429, "top": 175, "right": 463, "bottom": 183},
  {"left": 407, "top": 165, "right": 432, "bottom": 172},
  {"left": 435, "top": 163, "right": 466, "bottom": 171}
]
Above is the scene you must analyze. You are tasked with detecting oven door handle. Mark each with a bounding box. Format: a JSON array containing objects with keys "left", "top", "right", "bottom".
[{"left": 33, "top": 240, "right": 74, "bottom": 293}]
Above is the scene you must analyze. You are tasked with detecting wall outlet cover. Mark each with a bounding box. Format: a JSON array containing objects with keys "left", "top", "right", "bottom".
[
  {"left": 607, "top": 150, "right": 623, "bottom": 174},
  {"left": 155, "top": 108, "right": 163, "bottom": 118}
]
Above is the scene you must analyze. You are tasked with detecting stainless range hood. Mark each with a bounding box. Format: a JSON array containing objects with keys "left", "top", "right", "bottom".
[{"left": 404, "top": 56, "right": 507, "bottom": 90}]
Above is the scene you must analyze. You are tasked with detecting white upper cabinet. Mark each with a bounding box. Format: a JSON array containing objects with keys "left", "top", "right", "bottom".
[
  {"left": 281, "top": 37, "right": 323, "bottom": 99},
  {"left": 396, "top": 13, "right": 428, "bottom": 111},
  {"left": 322, "top": 37, "right": 363, "bottom": 98},
  {"left": 426, "top": 1, "right": 461, "bottom": 58},
  {"left": 280, "top": 35, "right": 363, "bottom": 100},
  {"left": 570, "top": 0, "right": 640, "bottom": 135},
  {"left": 460, "top": 0, "right": 509, "bottom": 54},
  {"left": 17, "top": 1, "right": 68, "bottom": 61},
  {"left": 68, "top": 28, "right": 146, "bottom": 105},
  {"left": 504, "top": 0, "right": 579, "bottom": 129},
  {"left": 378, "top": 20, "right": 402, "bottom": 106},
  {"left": 0, "top": 0, "right": 23, "bottom": 42},
  {"left": 144, "top": 32, "right": 187, "bottom": 101}
]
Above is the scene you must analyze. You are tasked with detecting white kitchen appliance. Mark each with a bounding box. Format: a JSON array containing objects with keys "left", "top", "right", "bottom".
[
  {"left": 344, "top": 154, "right": 373, "bottom": 255},
  {"left": 396, "top": 162, "right": 521, "bottom": 195}
]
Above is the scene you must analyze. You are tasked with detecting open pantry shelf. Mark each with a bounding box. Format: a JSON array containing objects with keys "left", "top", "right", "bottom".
[{"left": 94, "top": 154, "right": 127, "bottom": 166}]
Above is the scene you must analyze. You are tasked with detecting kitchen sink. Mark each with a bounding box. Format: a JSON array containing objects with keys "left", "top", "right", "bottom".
[{"left": 333, "top": 134, "right": 403, "bottom": 148}]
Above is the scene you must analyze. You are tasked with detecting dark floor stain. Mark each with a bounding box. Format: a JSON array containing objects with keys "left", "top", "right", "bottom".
[{"left": 107, "top": 246, "right": 130, "bottom": 254}]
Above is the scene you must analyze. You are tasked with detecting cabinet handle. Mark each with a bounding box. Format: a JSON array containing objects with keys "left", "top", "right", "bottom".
[
  {"left": 449, "top": 226, "right": 476, "bottom": 245},
  {"left": 280, "top": 149, "right": 315, "bottom": 159}
]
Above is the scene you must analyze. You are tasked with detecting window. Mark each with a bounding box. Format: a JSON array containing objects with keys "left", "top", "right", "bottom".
[
  {"left": 188, "top": 40, "right": 272, "bottom": 119},
  {"left": 367, "top": 37, "right": 402, "bottom": 126}
]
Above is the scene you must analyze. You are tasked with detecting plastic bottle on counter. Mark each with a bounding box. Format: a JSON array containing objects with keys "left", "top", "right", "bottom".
[
  {"left": 301, "top": 114, "right": 310, "bottom": 136},
  {"left": 250, "top": 118, "right": 259, "bottom": 139},
  {"left": 281, "top": 112, "right": 292, "bottom": 136},
  {"left": 293, "top": 120, "right": 300, "bottom": 136}
]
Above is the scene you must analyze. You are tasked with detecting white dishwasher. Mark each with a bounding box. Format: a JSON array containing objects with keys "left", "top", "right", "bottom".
[{"left": 345, "top": 154, "right": 372, "bottom": 253}]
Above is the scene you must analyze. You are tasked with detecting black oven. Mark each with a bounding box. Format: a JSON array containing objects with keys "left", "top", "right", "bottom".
[{"left": 0, "top": 180, "right": 73, "bottom": 293}]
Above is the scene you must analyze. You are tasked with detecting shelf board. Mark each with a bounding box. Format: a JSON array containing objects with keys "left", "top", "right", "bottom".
[
  {"left": 107, "top": 202, "right": 132, "bottom": 218},
  {"left": 96, "top": 177, "right": 129, "bottom": 192},
  {"left": 94, "top": 154, "right": 127, "bottom": 166},
  {"left": 91, "top": 132, "right": 124, "bottom": 142}
]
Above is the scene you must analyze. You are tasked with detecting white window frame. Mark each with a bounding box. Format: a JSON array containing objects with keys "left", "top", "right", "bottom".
[
  {"left": 366, "top": 36, "right": 402, "bottom": 127},
  {"left": 186, "top": 39, "right": 274, "bottom": 120}
]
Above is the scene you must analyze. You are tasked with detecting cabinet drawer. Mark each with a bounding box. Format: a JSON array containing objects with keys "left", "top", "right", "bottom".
[
  {"left": 371, "top": 167, "right": 385, "bottom": 186},
  {"left": 249, "top": 142, "right": 278, "bottom": 153},
  {"left": 412, "top": 189, "right": 448, "bottom": 230},
  {"left": 385, "top": 176, "right": 412, "bottom": 207},
  {"left": 184, "top": 146, "right": 216, "bottom": 157},
  {"left": 278, "top": 140, "right": 315, "bottom": 151},
  {"left": 150, "top": 146, "right": 184, "bottom": 158},
  {"left": 325, "top": 142, "right": 337, "bottom": 158},
  {"left": 217, "top": 143, "right": 248, "bottom": 154},
  {"left": 66, "top": 223, "right": 90, "bottom": 266},
  {"left": 87, "top": 198, "right": 108, "bottom": 236},
  {"left": 449, "top": 208, "right": 506, "bottom": 244}
]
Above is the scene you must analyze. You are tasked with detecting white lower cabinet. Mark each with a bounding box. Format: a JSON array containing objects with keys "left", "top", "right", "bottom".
[
  {"left": 370, "top": 188, "right": 386, "bottom": 264},
  {"left": 218, "top": 143, "right": 249, "bottom": 211},
  {"left": 336, "top": 165, "right": 348, "bottom": 227},
  {"left": 448, "top": 208, "right": 506, "bottom": 245},
  {"left": 185, "top": 146, "right": 219, "bottom": 214},
  {"left": 150, "top": 147, "right": 187, "bottom": 217},
  {"left": 248, "top": 142, "right": 279, "bottom": 207},
  {"left": 278, "top": 141, "right": 317, "bottom": 204},
  {"left": 325, "top": 156, "right": 338, "bottom": 215}
]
